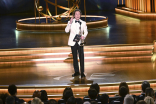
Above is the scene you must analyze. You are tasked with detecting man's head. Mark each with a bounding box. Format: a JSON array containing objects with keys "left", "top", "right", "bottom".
[
  {"left": 119, "top": 82, "right": 129, "bottom": 94},
  {"left": 67, "top": 96, "right": 76, "bottom": 104},
  {"left": 144, "top": 96, "right": 154, "bottom": 104},
  {"left": 119, "top": 86, "right": 128, "bottom": 97},
  {"left": 99, "top": 93, "right": 109, "bottom": 104},
  {"left": 142, "top": 81, "right": 150, "bottom": 93},
  {"left": 83, "top": 101, "right": 91, "bottom": 104},
  {"left": 33, "top": 90, "right": 41, "bottom": 98},
  {"left": 145, "top": 87, "right": 154, "bottom": 98},
  {"left": 73, "top": 9, "right": 82, "bottom": 20},
  {"left": 63, "top": 87, "right": 72, "bottom": 97},
  {"left": 8, "top": 84, "right": 17, "bottom": 96},
  {"left": 40, "top": 90, "right": 48, "bottom": 101},
  {"left": 31, "top": 97, "right": 43, "bottom": 104},
  {"left": 136, "top": 100, "right": 147, "bottom": 104},
  {"left": 0, "top": 93, "right": 9, "bottom": 104},
  {"left": 124, "top": 94, "right": 134, "bottom": 104},
  {"left": 90, "top": 83, "right": 100, "bottom": 94},
  {"left": 76, "top": 98, "right": 83, "bottom": 104},
  {"left": 88, "top": 88, "right": 98, "bottom": 100},
  {"left": 48, "top": 99, "right": 57, "bottom": 104},
  {"left": 63, "top": 90, "right": 74, "bottom": 101},
  {"left": 5, "top": 96, "right": 15, "bottom": 104}
]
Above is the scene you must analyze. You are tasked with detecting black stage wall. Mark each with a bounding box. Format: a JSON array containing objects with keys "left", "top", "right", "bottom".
[{"left": 0, "top": 0, "right": 124, "bottom": 15}]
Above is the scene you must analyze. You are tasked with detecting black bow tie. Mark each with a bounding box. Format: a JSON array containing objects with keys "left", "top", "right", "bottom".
[{"left": 75, "top": 20, "right": 81, "bottom": 24}]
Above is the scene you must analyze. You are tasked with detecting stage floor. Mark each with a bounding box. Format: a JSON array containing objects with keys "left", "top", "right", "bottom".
[
  {"left": 1, "top": 11, "right": 156, "bottom": 49},
  {"left": 1, "top": 11, "right": 156, "bottom": 86},
  {"left": 0, "top": 61, "right": 155, "bottom": 85}
]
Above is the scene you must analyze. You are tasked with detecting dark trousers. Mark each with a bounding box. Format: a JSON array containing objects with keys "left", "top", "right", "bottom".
[{"left": 71, "top": 42, "right": 84, "bottom": 73}]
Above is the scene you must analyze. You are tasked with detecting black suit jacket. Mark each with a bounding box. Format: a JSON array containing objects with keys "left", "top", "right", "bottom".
[
  {"left": 13, "top": 96, "right": 25, "bottom": 104},
  {"left": 83, "top": 94, "right": 101, "bottom": 102},
  {"left": 136, "top": 93, "right": 145, "bottom": 102}
]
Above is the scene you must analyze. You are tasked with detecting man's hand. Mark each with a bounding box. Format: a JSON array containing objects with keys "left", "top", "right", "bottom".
[{"left": 69, "top": 17, "right": 74, "bottom": 24}]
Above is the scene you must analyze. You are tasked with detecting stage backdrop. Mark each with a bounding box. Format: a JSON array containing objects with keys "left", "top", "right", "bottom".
[{"left": 0, "top": 0, "right": 118, "bottom": 15}]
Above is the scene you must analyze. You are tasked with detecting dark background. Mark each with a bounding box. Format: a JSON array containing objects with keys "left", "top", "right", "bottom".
[{"left": 0, "top": 0, "right": 123, "bottom": 15}]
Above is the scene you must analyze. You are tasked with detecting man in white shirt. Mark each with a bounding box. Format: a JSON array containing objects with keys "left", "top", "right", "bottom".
[{"left": 65, "top": 9, "right": 88, "bottom": 78}]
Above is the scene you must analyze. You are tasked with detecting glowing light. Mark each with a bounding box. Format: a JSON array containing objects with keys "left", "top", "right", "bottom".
[
  {"left": 97, "top": 4, "right": 101, "bottom": 9},
  {"left": 15, "top": 30, "right": 19, "bottom": 47},
  {"left": 106, "top": 26, "right": 110, "bottom": 38}
]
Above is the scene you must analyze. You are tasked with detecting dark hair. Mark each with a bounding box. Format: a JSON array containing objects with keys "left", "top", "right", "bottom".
[
  {"left": 145, "top": 87, "right": 154, "bottom": 98},
  {"left": 99, "top": 94, "right": 109, "bottom": 104},
  {"left": 5, "top": 96, "right": 15, "bottom": 104},
  {"left": 8, "top": 84, "right": 17, "bottom": 96},
  {"left": 73, "top": 9, "right": 82, "bottom": 17},
  {"left": 154, "top": 92, "right": 156, "bottom": 98},
  {"left": 40, "top": 90, "right": 48, "bottom": 101},
  {"left": 88, "top": 88, "right": 98, "bottom": 100},
  {"left": 0, "top": 93, "right": 9, "bottom": 104},
  {"left": 76, "top": 98, "right": 83, "bottom": 104},
  {"left": 62, "top": 87, "right": 73, "bottom": 100},
  {"left": 33, "top": 90, "right": 41, "bottom": 98},
  {"left": 119, "top": 82, "right": 129, "bottom": 94},
  {"left": 91, "top": 101, "right": 98, "bottom": 104},
  {"left": 136, "top": 100, "right": 147, "bottom": 104},
  {"left": 0, "top": 99, "right": 3, "bottom": 104},
  {"left": 142, "top": 81, "right": 150, "bottom": 93},
  {"left": 63, "top": 90, "right": 74, "bottom": 102},
  {"left": 67, "top": 96, "right": 76, "bottom": 104},
  {"left": 48, "top": 99, "right": 58, "bottom": 104},
  {"left": 90, "top": 83, "right": 100, "bottom": 94},
  {"left": 119, "top": 86, "right": 128, "bottom": 97}
]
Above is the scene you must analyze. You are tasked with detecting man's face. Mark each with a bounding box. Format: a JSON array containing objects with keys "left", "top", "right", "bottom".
[{"left": 74, "top": 11, "right": 81, "bottom": 20}]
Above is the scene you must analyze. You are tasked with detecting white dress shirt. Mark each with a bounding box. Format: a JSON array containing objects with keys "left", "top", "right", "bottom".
[{"left": 65, "top": 18, "right": 88, "bottom": 46}]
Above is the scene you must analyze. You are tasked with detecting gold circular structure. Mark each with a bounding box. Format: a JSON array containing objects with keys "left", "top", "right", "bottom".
[
  {"left": 16, "top": 15, "right": 108, "bottom": 31},
  {"left": 16, "top": 0, "right": 108, "bottom": 31},
  {"left": 35, "top": 0, "right": 80, "bottom": 22}
]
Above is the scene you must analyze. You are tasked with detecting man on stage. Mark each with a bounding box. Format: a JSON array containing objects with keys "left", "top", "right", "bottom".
[{"left": 65, "top": 9, "right": 88, "bottom": 78}]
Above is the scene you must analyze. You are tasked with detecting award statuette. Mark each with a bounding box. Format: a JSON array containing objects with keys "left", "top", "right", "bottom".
[
  {"left": 80, "top": 34, "right": 86, "bottom": 46},
  {"left": 73, "top": 34, "right": 81, "bottom": 42},
  {"left": 79, "top": 22, "right": 86, "bottom": 46},
  {"left": 80, "top": 28, "right": 86, "bottom": 46}
]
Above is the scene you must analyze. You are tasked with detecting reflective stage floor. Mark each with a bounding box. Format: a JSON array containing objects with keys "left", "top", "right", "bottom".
[
  {"left": 0, "top": 61, "right": 155, "bottom": 85},
  {"left": 0, "top": 11, "right": 156, "bottom": 86}
]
